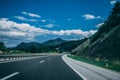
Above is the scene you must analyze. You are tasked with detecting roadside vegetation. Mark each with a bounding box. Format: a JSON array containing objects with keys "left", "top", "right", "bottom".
[{"left": 68, "top": 54, "right": 120, "bottom": 72}]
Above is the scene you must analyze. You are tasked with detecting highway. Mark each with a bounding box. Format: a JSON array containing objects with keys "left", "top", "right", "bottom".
[
  {"left": 0, "top": 55, "right": 82, "bottom": 80},
  {"left": 0, "top": 54, "right": 120, "bottom": 80}
]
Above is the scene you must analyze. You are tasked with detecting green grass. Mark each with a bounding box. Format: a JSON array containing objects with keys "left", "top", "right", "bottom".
[{"left": 68, "top": 54, "right": 120, "bottom": 72}]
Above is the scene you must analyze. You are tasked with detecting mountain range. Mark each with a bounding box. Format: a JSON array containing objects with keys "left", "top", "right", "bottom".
[
  {"left": 41, "top": 38, "right": 66, "bottom": 46},
  {"left": 14, "top": 38, "right": 86, "bottom": 53}
]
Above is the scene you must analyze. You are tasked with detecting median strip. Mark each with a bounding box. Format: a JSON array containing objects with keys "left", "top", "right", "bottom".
[{"left": 0, "top": 72, "right": 19, "bottom": 80}]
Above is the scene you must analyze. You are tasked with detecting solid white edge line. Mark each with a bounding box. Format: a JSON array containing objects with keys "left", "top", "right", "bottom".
[
  {"left": 62, "top": 55, "right": 87, "bottom": 80},
  {"left": 0, "top": 72, "right": 19, "bottom": 80}
]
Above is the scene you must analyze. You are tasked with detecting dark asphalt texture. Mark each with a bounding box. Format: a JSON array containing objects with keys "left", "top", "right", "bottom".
[{"left": 0, "top": 55, "right": 83, "bottom": 80}]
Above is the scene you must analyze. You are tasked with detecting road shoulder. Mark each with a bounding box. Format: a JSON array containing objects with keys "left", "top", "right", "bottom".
[{"left": 62, "top": 54, "right": 120, "bottom": 80}]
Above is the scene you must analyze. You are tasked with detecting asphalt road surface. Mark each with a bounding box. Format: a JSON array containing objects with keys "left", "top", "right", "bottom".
[{"left": 0, "top": 55, "right": 83, "bottom": 80}]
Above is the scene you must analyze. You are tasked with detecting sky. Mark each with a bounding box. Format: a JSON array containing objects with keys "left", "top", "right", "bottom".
[{"left": 0, "top": 0, "right": 119, "bottom": 47}]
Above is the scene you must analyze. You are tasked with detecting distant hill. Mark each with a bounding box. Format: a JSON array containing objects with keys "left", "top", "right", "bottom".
[
  {"left": 72, "top": 2, "right": 120, "bottom": 60},
  {"left": 42, "top": 38, "right": 66, "bottom": 46},
  {"left": 14, "top": 42, "right": 55, "bottom": 53},
  {"left": 16, "top": 42, "right": 41, "bottom": 49},
  {"left": 13, "top": 38, "right": 86, "bottom": 53},
  {"left": 56, "top": 38, "right": 87, "bottom": 52},
  {"left": 14, "top": 38, "right": 66, "bottom": 53}
]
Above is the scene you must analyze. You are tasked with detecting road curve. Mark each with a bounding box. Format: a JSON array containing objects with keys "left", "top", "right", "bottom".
[
  {"left": 0, "top": 55, "right": 82, "bottom": 80},
  {"left": 62, "top": 55, "right": 120, "bottom": 80}
]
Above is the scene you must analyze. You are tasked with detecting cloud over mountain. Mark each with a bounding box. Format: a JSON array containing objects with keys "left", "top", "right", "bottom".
[{"left": 0, "top": 18, "right": 97, "bottom": 42}]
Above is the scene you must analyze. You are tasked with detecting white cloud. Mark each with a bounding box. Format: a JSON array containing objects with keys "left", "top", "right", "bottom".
[
  {"left": 52, "top": 20, "right": 55, "bottom": 22},
  {"left": 15, "top": 16, "right": 37, "bottom": 22},
  {"left": 0, "top": 18, "right": 9, "bottom": 21},
  {"left": 82, "top": 14, "right": 101, "bottom": 20},
  {"left": 46, "top": 18, "right": 55, "bottom": 23},
  {"left": 41, "top": 20, "right": 46, "bottom": 22},
  {"left": 45, "top": 23, "right": 54, "bottom": 28},
  {"left": 0, "top": 18, "right": 97, "bottom": 44},
  {"left": 22, "top": 12, "right": 41, "bottom": 18},
  {"left": 96, "top": 16, "right": 101, "bottom": 19},
  {"left": 55, "top": 24, "right": 61, "bottom": 27},
  {"left": 110, "top": 0, "right": 117, "bottom": 5},
  {"left": 0, "top": 19, "right": 48, "bottom": 41},
  {"left": 82, "top": 14, "right": 95, "bottom": 20},
  {"left": 67, "top": 18, "right": 71, "bottom": 21},
  {"left": 51, "top": 30, "right": 97, "bottom": 37},
  {"left": 29, "top": 19, "right": 37, "bottom": 22},
  {"left": 15, "top": 16, "right": 26, "bottom": 21},
  {"left": 96, "top": 22, "right": 104, "bottom": 28}
]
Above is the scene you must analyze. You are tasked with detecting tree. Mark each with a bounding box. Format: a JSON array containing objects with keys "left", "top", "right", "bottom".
[
  {"left": 29, "top": 44, "right": 37, "bottom": 53},
  {"left": 111, "top": 1, "right": 120, "bottom": 16},
  {"left": 0, "top": 42, "right": 5, "bottom": 50}
]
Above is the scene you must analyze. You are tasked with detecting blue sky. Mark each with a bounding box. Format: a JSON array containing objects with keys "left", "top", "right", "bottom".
[{"left": 0, "top": 0, "right": 119, "bottom": 47}]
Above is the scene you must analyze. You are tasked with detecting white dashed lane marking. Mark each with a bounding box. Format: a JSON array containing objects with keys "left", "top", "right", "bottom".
[
  {"left": 0, "top": 72, "right": 19, "bottom": 80},
  {"left": 39, "top": 60, "right": 45, "bottom": 63}
]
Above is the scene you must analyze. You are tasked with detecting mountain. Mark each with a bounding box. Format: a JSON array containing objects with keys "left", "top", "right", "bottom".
[
  {"left": 56, "top": 38, "right": 87, "bottom": 52},
  {"left": 13, "top": 38, "right": 87, "bottom": 53},
  {"left": 14, "top": 42, "right": 55, "bottom": 53},
  {"left": 13, "top": 38, "right": 66, "bottom": 53},
  {"left": 15, "top": 42, "right": 41, "bottom": 50},
  {"left": 71, "top": 2, "right": 120, "bottom": 60},
  {"left": 42, "top": 38, "right": 66, "bottom": 46}
]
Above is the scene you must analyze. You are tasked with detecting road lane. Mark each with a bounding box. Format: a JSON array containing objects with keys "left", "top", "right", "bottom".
[{"left": 0, "top": 55, "right": 83, "bottom": 80}]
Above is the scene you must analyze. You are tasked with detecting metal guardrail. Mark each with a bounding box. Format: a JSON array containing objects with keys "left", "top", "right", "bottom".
[{"left": 0, "top": 53, "right": 50, "bottom": 62}]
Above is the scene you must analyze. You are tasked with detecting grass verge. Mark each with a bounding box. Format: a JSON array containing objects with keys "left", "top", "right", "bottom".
[{"left": 68, "top": 54, "right": 120, "bottom": 72}]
